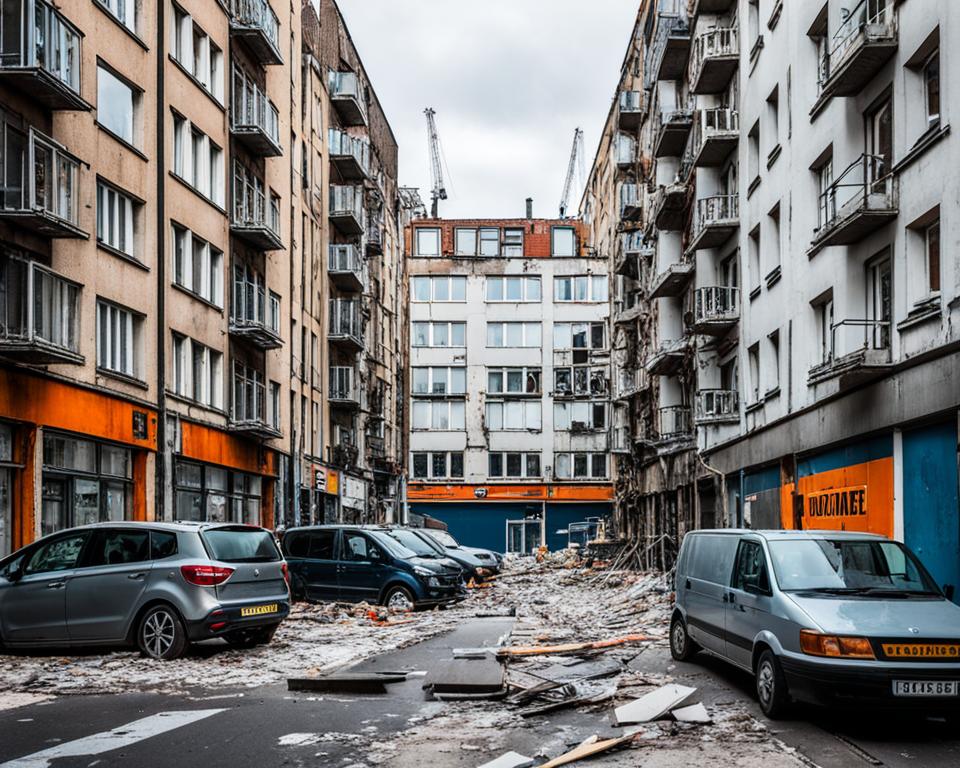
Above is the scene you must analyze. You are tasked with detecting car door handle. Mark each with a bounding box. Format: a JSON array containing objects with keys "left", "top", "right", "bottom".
[
  {"left": 725, "top": 592, "right": 736, "bottom": 604},
  {"left": 46, "top": 581, "right": 66, "bottom": 590},
  {"left": 685, "top": 579, "right": 691, "bottom": 590},
  {"left": 127, "top": 573, "right": 145, "bottom": 580}
]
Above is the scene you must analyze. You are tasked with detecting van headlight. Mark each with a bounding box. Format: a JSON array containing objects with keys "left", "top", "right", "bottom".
[
  {"left": 800, "top": 630, "right": 876, "bottom": 659},
  {"left": 413, "top": 566, "right": 439, "bottom": 587}
]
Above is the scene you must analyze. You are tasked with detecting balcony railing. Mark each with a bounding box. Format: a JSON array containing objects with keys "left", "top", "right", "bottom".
[
  {"left": 0, "top": 126, "right": 84, "bottom": 238},
  {"left": 329, "top": 298, "right": 364, "bottom": 351},
  {"left": 230, "top": 268, "right": 282, "bottom": 350},
  {"left": 231, "top": 69, "right": 281, "bottom": 157},
  {"left": 618, "top": 90, "right": 647, "bottom": 130},
  {"left": 809, "top": 318, "right": 892, "bottom": 386},
  {"left": 615, "top": 132, "right": 637, "bottom": 168},
  {"left": 232, "top": 164, "right": 283, "bottom": 250},
  {"left": 657, "top": 405, "right": 691, "bottom": 440},
  {"left": 330, "top": 366, "right": 360, "bottom": 406},
  {"left": 693, "top": 286, "right": 740, "bottom": 335},
  {"left": 0, "top": 256, "right": 82, "bottom": 364},
  {"left": 229, "top": 0, "right": 282, "bottom": 65},
  {"left": 645, "top": 1, "right": 690, "bottom": 85},
  {"left": 689, "top": 194, "right": 739, "bottom": 251},
  {"left": 329, "top": 184, "right": 365, "bottom": 235},
  {"left": 329, "top": 71, "right": 367, "bottom": 126},
  {"left": 813, "top": 153, "right": 898, "bottom": 252},
  {"left": 615, "top": 368, "right": 644, "bottom": 401},
  {"left": 654, "top": 108, "right": 694, "bottom": 158},
  {"left": 691, "top": 108, "right": 739, "bottom": 167},
  {"left": 619, "top": 182, "right": 643, "bottom": 222},
  {"left": 689, "top": 27, "right": 739, "bottom": 94},
  {"left": 328, "top": 128, "right": 370, "bottom": 180},
  {"left": 230, "top": 364, "right": 280, "bottom": 438},
  {"left": 366, "top": 215, "right": 384, "bottom": 255},
  {"left": 820, "top": 0, "right": 898, "bottom": 98},
  {"left": 695, "top": 389, "right": 739, "bottom": 424},
  {"left": 328, "top": 244, "right": 365, "bottom": 292}
]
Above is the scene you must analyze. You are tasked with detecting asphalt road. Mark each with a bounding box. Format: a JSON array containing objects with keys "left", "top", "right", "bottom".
[{"left": 3, "top": 621, "right": 960, "bottom": 768}]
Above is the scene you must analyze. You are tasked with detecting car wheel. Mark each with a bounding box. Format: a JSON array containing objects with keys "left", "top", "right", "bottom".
[
  {"left": 138, "top": 605, "right": 188, "bottom": 661},
  {"left": 226, "top": 625, "right": 277, "bottom": 648},
  {"left": 756, "top": 649, "right": 791, "bottom": 719},
  {"left": 670, "top": 616, "right": 700, "bottom": 661},
  {"left": 290, "top": 575, "right": 307, "bottom": 602},
  {"left": 383, "top": 585, "right": 415, "bottom": 612}
]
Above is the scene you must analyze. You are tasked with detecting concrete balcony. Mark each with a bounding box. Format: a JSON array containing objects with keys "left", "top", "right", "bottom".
[
  {"left": 691, "top": 108, "right": 738, "bottom": 168},
  {"left": 656, "top": 405, "right": 692, "bottom": 440},
  {"left": 614, "top": 369, "right": 645, "bottom": 401},
  {"left": 652, "top": 181, "right": 689, "bottom": 231},
  {"left": 231, "top": 72, "right": 282, "bottom": 157},
  {"left": 645, "top": 338, "right": 687, "bottom": 375},
  {"left": 228, "top": 316, "right": 282, "bottom": 350},
  {"left": 810, "top": 153, "right": 898, "bottom": 254},
  {"left": 648, "top": 259, "right": 694, "bottom": 299},
  {"left": 229, "top": 0, "right": 282, "bottom": 65},
  {"left": 820, "top": 0, "right": 898, "bottom": 99},
  {"left": 329, "top": 71, "right": 367, "bottom": 126},
  {"left": 0, "top": 0, "right": 88, "bottom": 110},
  {"left": 691, "top": 0, "right": 737, "bottom": 18},
  {"left": 230, "top": 366, "right": 281, "bottom": 439},
  {"left": 695, "top": 389, "right": 739, "bottom": 425},
  {"left": 692, "top": 286, "right": 740, "bottom": 336},
  {"left": 689, "top": 28, "right": 739, "bottom": 94},
  {"left": 619, "top": 183, "right": 643, "bottom": 223},
  {"left": 648, "top": 11, "right": 691, "bottom": 82},
  {"left": 688, "top": 194, "right": 738, "bottom": 251},
  {"left": 329, "top": 298, "right": 364, "bottom": 352},
  {"left": 329, "top": 366, "right": 360, "bottom": 408},
  {"left": 0, "top": 128, "right": 85, "bottom": 238},
  {"left": 0, "top": 257, "right": 83, "bottom": 364},
  {"left": 654, "top": 110, "right": 694, "bottom": 158},
  {"left": 231, "top": 182, "right": 283, "bottom": 250},
  {"left": 808, "top": 318, "right": 892, "bottom": 389},
  {"left": 614, "top": 231, "right": 650, "bottom": 277},
  {"left": 618, "top": 90, "right": 647, "bottom": 131},
  {"left": 328, "top": 244, "right": 365, "bottom": 292},
  {"left": 615, "top": 132, "right": 637, "bottom": 170},
  {"left": 329, "top": 185, "right": 365, "bottom": 235},
  {"left": 328, "top": 128, "right": 369, "bottom": 180}
]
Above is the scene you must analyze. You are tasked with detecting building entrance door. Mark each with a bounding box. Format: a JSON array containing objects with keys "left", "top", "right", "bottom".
[{"left": 506, "top": 518, "right": 543, "bottom": 554}]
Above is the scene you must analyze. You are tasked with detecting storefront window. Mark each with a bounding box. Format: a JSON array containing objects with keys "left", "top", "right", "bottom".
[
  {"left": 41, "top": 433, "right": 133, "bottom": 536},
  {"left": 174, "top": 459, "right": 263, "bottom": 526}
]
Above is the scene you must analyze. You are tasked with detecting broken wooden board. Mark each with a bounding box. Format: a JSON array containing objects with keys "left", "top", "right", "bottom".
[
  {"left": 496, "top": 634, "right": 650, "bottom": 658},
  {"left": 424, "top": 658, "right": 505, "bottom": 695},
  {"left": 672, "top": 702, "right": 712, "bottom": 723},
  {"left": 537, "top": 732, "right": 635, "bottom": 768},
  {"left": 613, "top": 684, "right": 697, "bottom": 725},
  {"left": 433, "top": 687, "right": 509, "bottom": 701},
  {"left": 287, "top": 672, "right": 406, "bottom": 694},
  {"left": 476, "top": 752, "right": 534, "bottom": 768}
]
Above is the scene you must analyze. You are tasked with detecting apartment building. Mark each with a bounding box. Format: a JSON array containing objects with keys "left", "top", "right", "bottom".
[
  {"left": 583, "top": 0, "right": 960, "bottom": 588},
  {"left": 405, "top": 216, "right": 613, "bottom": 553},
  {"left": 0, "top": 0, "right": 406, "bottom": 557}
]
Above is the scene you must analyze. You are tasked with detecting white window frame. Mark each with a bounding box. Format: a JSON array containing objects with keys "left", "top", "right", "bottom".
[
  {"left": 485, "top": 276, "right": 541, "bottom": 302},
  {"left": 551, "top": 226, "right": 576, "bottom": 257},
  {"left": 485, "top": 400, "right": 542, "bottom": 431},
  {"left": 97, "top": 64, "right": 139, "bottom": 147},
  {"left": 172, "top": 112, "right": 224, "bottom": 205},
  {"left": 554, "top": 275, "right": 608, "bottom": 303},
  {"left": 98, "top": 0, "right": 136, "bottom": 32},
  {"left": 553, "top": 401, "right": 607, "bottom": 431},
  {"left": 171, "top": 5, "right": 223, "bottom": 101},
  {"left": 411, "top": 321, "right": 466, "bottom": 348},
  {"left": 488, "top": 452, "right": 541, "bottom": 479},
  {"left": 455, "top": 227, "right": 477, "bottom": 256},
  {"left": 411, "top": 451, "right": 464, "bottom": 480},
  {"left": 553, "top": 322, "right": 606, "bottom": 351},
  {"left": 96, "top": 299, "right": 141, "bottom": 379},
  {"left": 554, "top": 452, "right": 607, "bottom": 480},
  {"left": 412, "top": 366, "right": 467, "bottom": 395},
  {"left": 171, "top": 223, "right": 223, "bottom": 307},
  {"left": 486, "top": 367, "right": 541, "bottom": 395},
  {"left": 411, "top": 275, "right": 467, "bottom": 302},
  {"left": 96, "top": 180, "right": 136, "bottom": 259},
  {"left": 415, "top": 227, "right": 441, "bottom": 257},
  {"left": 486, "top": 322, "right": 542, "bottom": 348},
  {"left": 172, "top": 332, "right": 223, "bottom": 410},
  {"left": 411, "top": 399, "right": 465, "bottom": 431}
]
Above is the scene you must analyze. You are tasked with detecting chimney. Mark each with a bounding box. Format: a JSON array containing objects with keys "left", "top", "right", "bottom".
[{"left": 525, "top": 198, "right": 533, "bottom": 219}]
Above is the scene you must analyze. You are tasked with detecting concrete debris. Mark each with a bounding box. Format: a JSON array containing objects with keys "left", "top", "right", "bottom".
[
  {"left": 476, "top": 752, "right": 534, "bottom": 768},
  {"left": 613, "top": 683, "right": 697, "bottom": 724},
  {"left": 496, "top": 635, "right": 650, "bottom": 658},
  {"left": 672, "top": 702, "right": 712, "bottom": 723},
  {"left": 424, "top": 658, "right": 507, "bottom": 698}
]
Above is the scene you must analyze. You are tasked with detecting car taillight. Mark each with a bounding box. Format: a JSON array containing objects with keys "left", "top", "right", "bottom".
[
  {"left": 281, "top": 562, "right": 290, "bottom": 586},
  {"left": 180, "top": 564, "right": 234, "bottom": 586},
  {"left": 799, "top": 629, "right": 875, "bottom": 659}
]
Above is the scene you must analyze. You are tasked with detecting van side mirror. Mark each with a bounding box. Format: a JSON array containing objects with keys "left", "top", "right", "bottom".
[
  {"left": 944, "top": 584, "right": 955, "bottom": 601},
  {"left": 5, "top": 565, "right": 23, "bottom": 583},
  {"left": 369, "top": 548, "right": 382, "bottom": 562}
]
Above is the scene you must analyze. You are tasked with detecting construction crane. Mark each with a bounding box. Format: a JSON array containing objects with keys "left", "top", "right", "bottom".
[
  {"left": 559, "top": 127, "right": 585, "bottom": 218},
  {"left": 424, "top": 108, "right": 447, "bottom": 218}
]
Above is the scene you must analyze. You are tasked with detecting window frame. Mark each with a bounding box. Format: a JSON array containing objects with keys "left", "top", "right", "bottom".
[
  {"left": 95, "top": 299, "right": 143, "bottom": 381},
  {"left": 486, "top": 321, "right": 542, "bottom": 348},
  {"left": 551, "top": 226, "right": 576, "bottom": 257},
  {"left": 485, "top": 275, "right": 541, "bottom": 303},
  {"left": 415, "top": 227, "right": 441, "bottom": 257},
  {"left": 96, "top": 179, "right": 139, "bottom": 261}
]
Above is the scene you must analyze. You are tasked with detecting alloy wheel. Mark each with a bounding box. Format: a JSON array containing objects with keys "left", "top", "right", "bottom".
[
  {"left": 672, "top": 621, "right": 686, "bottom": 656},
  {"left": 387, "top": 590, "right": 413, "bottom": 611},
  {"left": 143, "top": 610, "right": 176, "bottom": 658},
  {"left": 757, "top": 660, "right": 775, "bottom": 705}
]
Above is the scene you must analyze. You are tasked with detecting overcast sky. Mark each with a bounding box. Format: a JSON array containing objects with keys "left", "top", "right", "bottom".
[{"left": 336, "top": 0, "right": 638, "bottom": 219}]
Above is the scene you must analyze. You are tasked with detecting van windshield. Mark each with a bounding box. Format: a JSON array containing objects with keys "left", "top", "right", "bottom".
[
  {"left": 368, "top": 531, "right": 417, "bottom": 560},
  {"left": 769, "top": 539, "right": 940, "bottom": 596},
  {"left": 427, "top": 530, "right": 458, "bottom": 548},
  {"left": 383, "top": 529, "right": 442, "bottom": 558}
]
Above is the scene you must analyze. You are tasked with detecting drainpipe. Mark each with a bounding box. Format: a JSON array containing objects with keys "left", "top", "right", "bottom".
[{"left": 155, "top": 0, "right": 167, "bottom": 520}]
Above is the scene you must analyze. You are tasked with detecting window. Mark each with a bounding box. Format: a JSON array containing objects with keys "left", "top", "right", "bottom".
[
  {"left": 815, "top": 295, "right": 834, "bottom": 364},
  {"left": 486, "top": 276, "right": 540, "bottom": 302},
  {"left": 555, "top": 275, "right": 607, "bottom": 302},
  {"left": 97, "top": 0, "right": 135, "bottom": 32},
  {"left": 232, "top": 264, "right": 269, "bottom": 328},
  {"left": 172, "top": 113, "right": 224, "bottom": 205},
  {"left": 173, "top": 459, "right": 262, "bottom": 525},
  {"left": 925, "top": 218, "right": 941, "bottom": 294},
  {"left": 748, "top": 120, "right": 760, "bottom": 183},
  {"left": 269, "top": 381, "right": 281, "bottom": 429},
  {"left": 479, "top": 227, "right": 500, "bottom": 257},
  {"left": 171, "top": 224, "right": 223, "bottom": 306},
  {"left": 748, "top": 343, "right": 760, "bottom": 403},
  {"left": 96, "top": 181, "right": 137, "bottom": 259},
  {"left": 415, "top": 228, "right": 440, "bottom": 256},
  {"left": 553, "top": 322, "right": 606, "bottom": 350},
  {"left": 233, "top": 361, "right": 267, "bottom": 424},
  {"left": 554, "top": 366, "right": 607, "bottom": 396},
  {"left": 411, "top": 452, "right": 463, "bottom": 480},
  {"left": 866, "top": 96, "right": 893, "bottom": 180},
  {"left": 815, "top": 153, "right": 834, "bottom": 228},
  {"left": 554, "top": 401, "right": 607, "bottom": 431},
  {"left": 485, "top": 400, "right": 541, "bottom": 431},
  {"left": 233, "top": 161, "right": 278, "bottom": 233},
  {"left": 486, "top": 322, "right": 541, "bottom": 348},
  {"left": 411, "top": 276, "right": 466, "bottom": 302},
  {"left": 551, "top": 227, "right": 576, "bottom": 257},
  {"left": 748, "top": 226, "right": 761, "bottom": 292},
  {"left": 768, "top": 331, "right": 780, "bottom": 393},
  {"left": 489, "top": 452, "right": 541, "bottom": 479},
  {"left": 96, "top": 300, "right": 141, "bottom": 379},
  {"left": 412, "top": 367, "right": 467, "bottom": 395},
  {"left": 503, "top": 228, "right": 524, "bottom": 257},
  {"left": 171, "top": 6, "right": 222, "bottom": 101},
  {"left": 487, "top": 368, "right": 541, "bottom": 395},
  {"left": 733, "top": 540, "right": 770, "bottom": 594},
  {"left": 172, "top": 333, "right": 222, "bottom": 409},
  {"left": 767, "top": 204, "right": 781, "bottom": 274},
  {"left": 97, "top": 65, "right": 139, "bottom": 147},
  {"left": 924, "top": 50, "right": 940, "bottom": 128},
  {"left": 455, "top": 228, "right": 477, "bottom": 256},
  {"left": 411, "top": 400, "right": 465, "bottom": 431},
  {"left": 554, "top": 452, "right": 607, "bottom": 480},
  {"left": 411, "top": 321, "right": 466, "bottom": 347},
  {"left": 270, "top": 293, "right": 281, "bottom": 334},
  {"left": 766, "top": 86, "right": 780, "bottom": 154}
]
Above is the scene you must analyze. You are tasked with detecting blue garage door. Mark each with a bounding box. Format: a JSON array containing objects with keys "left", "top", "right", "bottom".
[{"left": 903, "top": 421, "right": 960, "bottom": 601}]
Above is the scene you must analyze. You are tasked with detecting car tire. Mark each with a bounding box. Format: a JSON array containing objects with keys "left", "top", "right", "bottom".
[
  {"left": 382, "top": 585, "right": 415, "bottom": 612},
  {"left": 290, "top": 575, "right": 307, "bottom": 602},
  {"left": 669, "top": 616, "right": 700, "bottom": 661},
  {"left": 756, "top": 649, "right": 791, "bottom": 719},
  {"left": 226, "top": 625, "right": 278, "bottom": 649},
  {"left": 138, "top": 605, "right": 188, "bottom": 661}
]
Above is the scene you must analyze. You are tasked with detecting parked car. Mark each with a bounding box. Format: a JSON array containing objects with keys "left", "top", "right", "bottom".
[
  {"left": 417, "top": 528, "right": 503, "bottom": 574},
  {"left": 281, "top": 525, "right": 465, "bottom": 610},
  {"left": 405, "top": 528, "right": 489, "bottom": 580},
  {"left": 0, "top": 522, "right": 290, "bottom": 661},
  {"left": 671, "top": 529, "right": 960, "bottom": 718}
]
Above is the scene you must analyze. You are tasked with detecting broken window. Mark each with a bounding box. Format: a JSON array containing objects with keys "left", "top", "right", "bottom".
[
  {"left": 554, "top": 368, "right": 572, "bottom": 393},
  {"left": 432, "top": 453, "right": 446, "bottom": 478},
  {"left": 488, "top": 368, "right": 541, "bottom": 394}
]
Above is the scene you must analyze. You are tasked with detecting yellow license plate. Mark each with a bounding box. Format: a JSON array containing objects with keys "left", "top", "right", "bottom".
[
  {"left": 240, "top": 603, "right": 278, "bottom": 617},
  {"left": 882, "top": 643, "right": 960, "bottom": 659}
]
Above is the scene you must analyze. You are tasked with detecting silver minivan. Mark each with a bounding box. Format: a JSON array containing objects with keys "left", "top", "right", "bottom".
[
  {"left": 0, "top": 522, "right": 290, "bottom": 660},
  {"left": 671, "top": 530, "right": 960, "bottom": 718}
]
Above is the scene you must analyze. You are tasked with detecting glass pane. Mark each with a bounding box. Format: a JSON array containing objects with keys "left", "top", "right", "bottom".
[
  {"left": 176, "top": 460, "right": 203, "bottom": 489},
  {"left": 103, "top": 481, "right": 128, "bottom": 522},
  {"left": 100, "top": 445, "right": 132, "bottom": 478},
  {"left": 176, "top": 490, "right": 203, "bottom": 521},
  {"left": 98, "top": 67, "right": 135, "bottom": 144},
  {"left": 451, "top": 323, "right": 465, "bottom": 346},
  {"left": 74, "top": 478, "right": 100, "bottom": 526}
]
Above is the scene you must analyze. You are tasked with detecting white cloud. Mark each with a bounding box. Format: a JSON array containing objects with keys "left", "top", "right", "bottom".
[{"left": 336, "top": 0, "right": 638, "bottom": 218}]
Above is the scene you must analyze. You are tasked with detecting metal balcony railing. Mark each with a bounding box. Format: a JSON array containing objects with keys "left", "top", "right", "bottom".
[
  {"left": 230, "top": 363, "right": 279, "bottom": 437},
  {"left": 329, "top": 71, "right": 367, "bottom": 125},
  {"left": 619, "top": 91, "right": 647, "bottom": 129},
  {"left": 644, "top": 0, "right": 690, "bottom": 87},
  {"left": 232, "top": 163, "right": 281, "bottom": 248},
  {"left": 329, "top": 298, "right": 364, "bottom": 348},
  {"left": 693, "top": 194, "right": 738, "bottom": 236},
  {"left": 328, "top": 244, "right": 365, "bottom": 292},
  {"left": 619, "top": 182, "right": 642, "bottom": 221},
  {"left": 817, "top": 153, "right": 894, "bottom": 233},
  {"left": 231, "top": 68, "right": 280, "bottom": 156},
  {"left": 329, "top": 185, "right": 365, "bottom": 234},
  {"left": 328, "top": 128, "right": 370, "bottom": 175},
  {"left": 615, "top": 132, "right": 637, "bottom": 167},
  {"left": 689, "top": 27, "right": 739, "bottom": 89},
  {"left": 230, "top": 0, "right": 281, "bottom": 64},
  {"left": 831, "top": 318, "right": 892, "bottom": 360},
  {"left": 826, "top": 0, "right": 895, "bottom": 83},
  {"left": 330, "top": 366, "right": 359, "bottom": 403},
  {"left": 658, "top": 405, "right": 691, "bottom": 439},
  {"left": 694, "top": 286, "right": 740, "bottom": 325},
  {"left": 695, "top": 389, "right": 739, "bottom": 423}
]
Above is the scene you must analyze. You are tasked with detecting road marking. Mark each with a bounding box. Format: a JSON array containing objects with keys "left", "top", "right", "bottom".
[{"left": 1, "top": 709, "right": 225, "bottom": 768}]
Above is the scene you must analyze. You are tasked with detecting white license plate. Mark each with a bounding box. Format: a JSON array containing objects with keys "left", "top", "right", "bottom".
[{"left": 893, "top": 680, "right": 959, "bottom": 697}]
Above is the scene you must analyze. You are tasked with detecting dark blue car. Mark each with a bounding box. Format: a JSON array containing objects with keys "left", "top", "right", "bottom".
[{"left": 281, "top": 525, "right": 466, "bottom": 610}]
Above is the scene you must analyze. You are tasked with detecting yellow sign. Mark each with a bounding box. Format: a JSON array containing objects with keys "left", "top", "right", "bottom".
[
  {"left": 240, "top": 604, "right": 278, "bottom": 617},
  {"left": 806, "top": 485, "right": 868, "bottom": 519},
  {"left": 882, "top": 644, "right": 960, "bottom": 659}
]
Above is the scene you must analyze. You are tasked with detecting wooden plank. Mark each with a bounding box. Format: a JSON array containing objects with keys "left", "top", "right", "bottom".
[
  {"left": 496, "top": 634, "right": 650, "bottom": 658},
  {"left": 538, "top": 733, "right": 635, "bottom": 768}
]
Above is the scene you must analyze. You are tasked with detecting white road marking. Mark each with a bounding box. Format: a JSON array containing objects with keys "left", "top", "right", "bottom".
[{"left": 1, "top": 709, "right": 225, "bottom": 768}]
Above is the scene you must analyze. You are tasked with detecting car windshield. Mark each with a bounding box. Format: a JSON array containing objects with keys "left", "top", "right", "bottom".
[
  {"left": 202, "top": 527, "right": 280, "bottom": 562},
  {"left": 368, "top": 531, "right": 417, "bottom": 560},
  {"left": 428, "top": 530, "right": 458, "bottom": 548},
  {"left": 384, "top": 529, "right": 442, "bottom": 558},
  {"left": 769, "top": 539, "right": 940, "bottom": 595}
]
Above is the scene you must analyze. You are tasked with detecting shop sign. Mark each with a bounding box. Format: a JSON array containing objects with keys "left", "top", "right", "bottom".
[
  {"left": 806, "top": 485, "right": 868, "bottom": 519},
  {"left": 315, "top": 468, "right": 326, "bottom": 492}
]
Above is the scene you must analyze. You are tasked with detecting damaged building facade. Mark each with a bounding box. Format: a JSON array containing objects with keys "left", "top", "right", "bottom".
[
  {"left": 404, "top": 216, "right": 614, "bottom": 553},
  {"left": 583, "top": 0, "right": 960, "bottom": 586},
  {"left": 0, "top": 0, "right": 406, "bottom": 557}
]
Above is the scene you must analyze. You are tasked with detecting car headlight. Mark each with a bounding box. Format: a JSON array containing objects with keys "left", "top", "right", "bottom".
[
  {"left": 413, "top": 566, "right": 434, "bottom": 579},
  {"left": 800, "top": 630, "right": 875, "bottom": 659}
]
